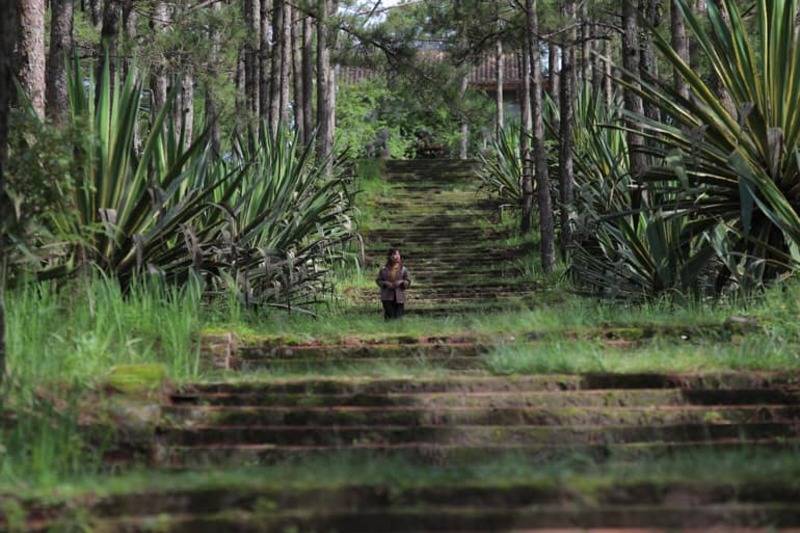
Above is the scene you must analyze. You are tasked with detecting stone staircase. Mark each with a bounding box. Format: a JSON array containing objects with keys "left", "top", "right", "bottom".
[
  {"left": 14, "top": 160, "right": 800, "bottom": 531},
  {"left": 353, "top": 159, "right": 540, "bottom": 313},
  {"left": 158, "top": 373, "right": 800, "bottom": 468}
]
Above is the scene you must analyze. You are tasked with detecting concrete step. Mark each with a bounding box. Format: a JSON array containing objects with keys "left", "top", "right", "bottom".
[
  {"left": 158, "top": 439, "right": 800, "bottom": 467},
  {"left": 163, "top": 405, "right": 800, "bottom": 428},
  {"left": 170, "top": 388, "right": 800, "bottom": 409},
  {"left": 159, "top": 422, "right": 800, "bottom": 447}
]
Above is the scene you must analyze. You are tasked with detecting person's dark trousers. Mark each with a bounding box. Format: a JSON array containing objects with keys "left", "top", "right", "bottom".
[{"left": 382, "top": 300, "right": 405, "bottom": 320}]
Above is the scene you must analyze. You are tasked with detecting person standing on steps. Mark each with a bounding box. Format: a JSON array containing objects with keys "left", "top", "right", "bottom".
[{"left": 376, "top": 248, "right": 411, "bottom": 320}]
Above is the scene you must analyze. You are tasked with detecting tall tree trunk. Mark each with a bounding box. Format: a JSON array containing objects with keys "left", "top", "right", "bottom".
[
  {"left": 302, "top": 15, "right": 314, "bottom": 145},
  {"left": 259, "top": 0, "right": 271, "bottom": 121},
  {"left": 235, "top": 47, "right": 246, "bottom": 115},
  {"left": 0, "top": 0, "right": 18, "bottom": 383},
  {"left": 316, "top": 0, "right": 333, "bottom": 173},
  {"left": 548, "top": 42, "right": 559, "bottom": 112},
  {"left": 121, "top": 0, "right": 136, "bottom": 80},
  {"left": 640, "top": 0, "right": 662, "bottom": 122},
  {"left": 244, "top": 0, "right": 260, "bottom": 116},
  {"left": 459, "top": 72, "right": 469, "bottom": 159},
  {"left": 591, "top": 25, "right": 603, "bottom": 97},
  {"left": 671, "top": 0, "right": 690, "bottom": 101},
  {"left": 46, "top": 0, "right": 74, "bottom": 124},
  {"left": 89, "top": 0, "right": 101, "bottom": 25},
  {"left": 270, "top": 0, "right": 284, "bottom": 133},
  {"left": 519, "top": 47, "right": 533, "bottom": 235},
  {"left": 280, "top": 1, "right": 292, "bottom": 125},
  {"left": 709, "top": 0, "right": 736, "bottom": 115},
  {"left": 97, "top": 0, "right": 120, "bottom": 89},
  {"left": 292, "top": 12, "right": 304, "bottom": 142},
  {"left": 495, "top": 38, "right": 504, "bottom": 138},
  {"left": 690, "top": 0, "right": 705, "bottom": 71},
  {"left": 180, "top": 70, "right": 194, "bottom": 149},
  {"left": 622, "top": 0, "right": 647, "bottom": 211},
  {"left": 559, "top": 0, "right": 576, "bottom": 259},
  {"left": 206, "top": 0, "right": 222, "bottom": 153},
  {"left": 18, "top": 0, "right": 47, "bottom": 117},
  {"left": 150, "top": 1, "right": 169, "bottom": 112},
  {"left": 580, "top": 2, "right": 591, "bottom": 88},
  {"left": 526, "top": 0, "right": 555, "bottom": 272},
  {"left": 603, "top": 34, "right": 613, "bottom": 108}
]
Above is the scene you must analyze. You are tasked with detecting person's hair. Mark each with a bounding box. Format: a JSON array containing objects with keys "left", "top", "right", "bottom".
[{"left": 385, "top": 248, "right": 402, "bottom": 268}]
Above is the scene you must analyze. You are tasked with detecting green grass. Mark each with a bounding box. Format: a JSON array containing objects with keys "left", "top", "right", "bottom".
[
  {"left": 5, "top": 449, "right": 800, "bottom": 501},
  {"left": 485, "top": 336, "right": 800, "bottom": 374},
  {"left": 4, "top": 276, "right": 202, "bottom": 393}
]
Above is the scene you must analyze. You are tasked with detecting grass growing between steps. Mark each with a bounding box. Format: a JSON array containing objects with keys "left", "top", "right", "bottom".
[
  {"left": 5, "top": 449, "right": 800, "bottom": 501},
  {"left": 485, "top": 336, "right": 800, "bottom": 375}
]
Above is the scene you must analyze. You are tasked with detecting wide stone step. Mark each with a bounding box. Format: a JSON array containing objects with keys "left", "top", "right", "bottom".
[
  {"left": 163, "top": 404, "right": 800, "bottom": 428},
  {"left": 158, "top": 439, "right": 800, "bottom": 467},
  {"left": 169, "top": 388, "right": 800, "bottom": 408},
  {"left": 161, "top": 422, "right": 800, "bottom": 447},
  {"left": 238, "top": 342, "right": 487, "bottom": 360},
  {"left": 82, "top": 503, "right": 800, "bottom": 532},
  {"left": 238, "top": 356, "right": 486, "bottom": 372},
  {"left": 81, "top": 482, "right": 800, "bottom": 519},
  {"left": 179, "top": 373, "right": 800, "bottom": 395}
]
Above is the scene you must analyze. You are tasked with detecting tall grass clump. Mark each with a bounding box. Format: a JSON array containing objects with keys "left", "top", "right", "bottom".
[{"left": 4, "top": 275, "right": 201, "bottom": 390}]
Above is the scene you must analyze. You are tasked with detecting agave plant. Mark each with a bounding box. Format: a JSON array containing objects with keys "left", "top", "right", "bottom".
[
  {"left": 630, "top": 0, "right": 800, "bottom": 282},
  {"left": 477, "top": 124, "right": 523, "bottom": 209},
  {"left": 204, "top": 124, "right": 355, "bottom": 308},
  {"left": 559, "top": 87, "right": 713, "bottom": 298},
  {"left": 44, "top": 57, "right": 232, "bottom": 285}
]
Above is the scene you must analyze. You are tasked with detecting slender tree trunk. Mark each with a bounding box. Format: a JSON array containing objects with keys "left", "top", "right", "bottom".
[
  {"left": 121, "top": 0, "right": 136, "bottom": 80},
  {"left": 671, "top": 0, "right": 690, "bottom": 101},
  {"left": 640, "top": 0, "right": 662, "bottom": 122},
  {"left": 244, "top": 0, "right": 260, "bottom": 116},
  {"left": 495, "top": 38, "right": 504, "bottom": 138},
  {"left": 559, "top": 0, "right": 576, "bottom": 259},
  {"left": 46, "top": 0, "right": 74, "bottom": 124},
  {"left": 603, "top": 34, "right": 613, "bottom": 108},
  {"left": 97, "top": 0, "right": 120, "bottom": 88},
  {"left": 270, "top": 0, "right": 284, "bottom": 133},
  {"left": 709, "top": 0, "right": 736, "bottom": 115},
  {"left": 459, "top": 72, "right": 469, "bottom": 159},
  {"left": 520, "top": 47, "right": 533, "bottom": 234},
  {"left": 580, "top": 2, "right": 591, "bottom": 88},
  {"left": 280, "top": 1, "right": 292, "bottom": 125},
  {"left": 180, "top": 70, "right": 194, "bottom": 149},
  {"left": 526, "top": 0, "right": 555, "bottom": 272},
  {"left": 591, "top": 25, "right": 603, "bottom": 97},
  {"left": 235, "top": 48, "right": 246, "bottom": 115},
  {"left": 292, "top": 12, "right": 305, "bottom": 142},
  {"left": 302, "top": 15, "right": 314, "bottom": 145},
  {"left": 206, "top": 0, "right": 222, "bottom": 153},
  {"left": 89, "top": 0, "right": 101, "bottom": 25},
  {"left": 548, "top": 42, "right": 559, "bottom": 111},
  {"left": 0, "top": 0, "right": 18, "bottom": 383},
  {"left": 18, "top": 0, "right": 47, "bottom": 117},
  {"left": 316, "top": 0, "right": 333, "bottom": 173},
  {"left": 150, "top": 1, "right": 169, "bottom": 112},
  {"left": 622, "top": 0, "right": 647, "bottom": 210},
  {"left": 690, "top": 0, "right": 705, "bottom": 71},
  {"left": 259, "top": 0, "right": 271, "bottom": 121}
]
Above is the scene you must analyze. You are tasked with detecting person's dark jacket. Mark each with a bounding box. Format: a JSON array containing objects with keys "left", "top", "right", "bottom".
[{"left": 376, "top": 265, "right": 411, "bottom": 303}]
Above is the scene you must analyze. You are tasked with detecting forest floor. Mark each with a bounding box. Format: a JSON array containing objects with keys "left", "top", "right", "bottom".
[{"left": 4, "top": 159, "right": 800, "bottom": 531}]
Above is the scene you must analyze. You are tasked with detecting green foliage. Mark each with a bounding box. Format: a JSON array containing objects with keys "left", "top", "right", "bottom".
[
  {"left": 477, "top": 124, "right": 522, "bottom": 208},
  {"left": 6, "top": 57, "right": 354, "bottom": 311},
  {"left": 336, "top": 79, "right": 412, "bottom": 158},
  {"left": 632, "top": 0, "right": 800, "bottom": 287}
]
